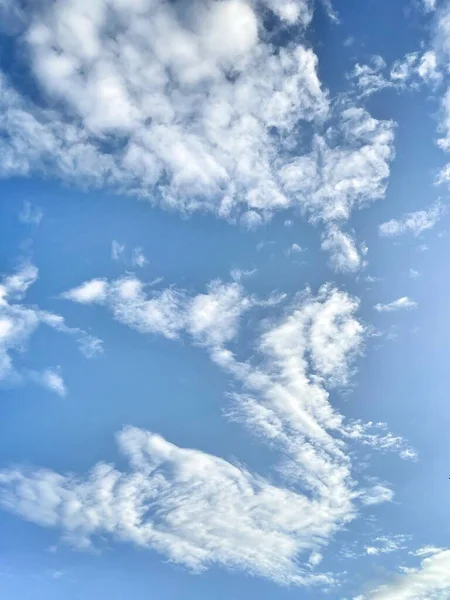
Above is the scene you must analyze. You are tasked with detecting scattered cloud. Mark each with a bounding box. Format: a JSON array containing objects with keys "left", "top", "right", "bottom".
[
  {"left": 409, "top": 269, "right": 420, "bottom": 279},
  {"left": 379, "top": 202, "right": 445, "bottom": 237},
  {"left": 0, "top": 263, "right": 102, "bottom": 389},
  {"left": 374, "top": 297, "right": 418, "bottom": 312}
]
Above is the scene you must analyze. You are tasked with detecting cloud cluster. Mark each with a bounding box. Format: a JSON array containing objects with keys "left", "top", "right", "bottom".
[
  {"left": 0, "top": 273, "right": 416, "bottom": 586},
  {"left": 0, "top": 0, "right": 396, "bottom": 271},
  {"left": 0, "top": 263, "right": 102, "bottom": 392}
]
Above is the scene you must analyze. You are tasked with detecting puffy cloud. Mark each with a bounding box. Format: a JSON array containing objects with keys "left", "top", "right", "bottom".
[
  {"left": 0, "top": 263, "right": 102, "bottom": 388},
  {"left": 379, "top": 202, "right": 445, "bottom": 237},
  {"left": 374, "top": 297, "right": 418, "bottom": 312},
  {"left": 358, "top": 548, "right": 450, "bottom": 599},
  {"left": 0, "top": 0, "right": 396, "bottom": 258}
]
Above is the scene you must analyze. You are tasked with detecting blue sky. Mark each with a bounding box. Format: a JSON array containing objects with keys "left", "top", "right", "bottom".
[{"left": 1, "top": 0, "right": 450, "bottom": 598}]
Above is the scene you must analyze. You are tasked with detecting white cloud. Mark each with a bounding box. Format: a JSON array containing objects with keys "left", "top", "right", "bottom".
[
  {"left": 374, "top": 297, "right": 418, "bottom": 312},
  {"left": 111, "top": 241, "right": 125, "bottom": 262},
  {"left": 10, "top": 275, "right": 409, "bottom": 584},
  {"left": 0, "top": 424, "right": 338, "bottom": 587},
  {"left": 364, "top": 535, "right": 409, "bottom": 556},
  {"left": 379, "top": 202, "right": 445, "bottom": 237},
  {"left": 132, "top": 247, "right": 148, "bottom": 268},
  {"left": 359, "top": 548, "right": 450, "bottom": 599},
  {"left": 32, "top": 368, "right": 67, "bottom": 397},
  {"left": 349, "top": 56, "right": 392, "bottom": 97},
  {"left": 288, "top": 243, "right": 306, "bottom": 255},
  {"left": 321, "top": 227, "right": 363, "bottom": 273},
  {"left": 0, "top": 0, "right": 396, "bottom": 256},
  {"left": 19, "top": 201, "right": 43, "bottom": 225},
  {"left": 409, "top": 268, "right": 420, "bottom": 279},
  {"left": 62, "top": 279, "right": 108, "bottom": 304},
  {"left": 0, "top": 263, "right": 102, "bottom": 387}
]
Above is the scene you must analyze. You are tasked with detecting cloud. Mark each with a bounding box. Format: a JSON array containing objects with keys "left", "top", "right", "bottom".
[
  {"left": 379, "top": 202, "right": 445, "bottom": 237},
  {"left": 409, "top": 269, "right": 420, "bottom": 279},
  {"left": 364, "top": 535, "right": 409, "bottom": 557},
  {"left": 0, "top": 263, "right": 102, "bottom": 388},
  {"left": 19, "top": 201, "right": 43, "bottom": 225},
  {"left": 0, "top": 275, "right": 407, "bottom": 584},
  {"left": 63, "top": 275, "right": 250, "bottom": 344},
  {"left": 374, "top": 297, "right": 418, "bottom": 312},
  {"left": 62, "top": 279, "right": 108, "bottom": 304},
  {"left": 0, "top": 0, "right": 396, "bottom": 265},
  {"left": 321, "top": 227, "right": 363, "bottom": 273},
  {"left": 131, "top": 247, "right": 148, "bottom": 268},
  {"left": 358, "top": 547, "right": 450, "bottom": 599},
  {"left": 348, "top": 56, "right": 393, "bottom": 97},
  {"left": 111, "top": 241, "right": 125, "bottom": 262},
  {"left": 31, "top": 368, "right": 67, "bottom": 397}
]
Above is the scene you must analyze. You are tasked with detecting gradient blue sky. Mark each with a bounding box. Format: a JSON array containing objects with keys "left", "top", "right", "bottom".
[{"left": 1, "top": 0, "right": 450, "bottom": 598}]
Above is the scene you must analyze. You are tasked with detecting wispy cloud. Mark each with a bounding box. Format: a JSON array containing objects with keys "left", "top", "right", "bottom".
[
  {"left": 374, "top": 297, "right": 418, "bottom": 312},
  {"left": 19, "top": 201, "right": 43, "bottom": 225},
  {"left": 0, "top": 263, "right": 102, "bottom": 390},
  {"left": 379, "top": 202, "right": 445, "bottom": 237},
  {"left": 0, "top": 276, "right": 406, "bottom": 585}
]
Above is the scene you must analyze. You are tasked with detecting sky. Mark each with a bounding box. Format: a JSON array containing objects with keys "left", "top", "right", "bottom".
[{"left": 2, "top": 0, "right": 450, "bottom": 598}]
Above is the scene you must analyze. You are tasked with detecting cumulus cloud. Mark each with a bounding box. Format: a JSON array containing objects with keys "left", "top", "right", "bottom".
[
  {"left": 0, "top": 263, "right": 102, "bottom": 388},
  {"left": 0, "top": 0, "right": 396, "bottom": 269},
  {"left": 358, "top": 547, "right": 450, "bottom": 599},
  {"left": 379, "top": 202, "right": 445, "bottom": 237},
  {"left": 374, "top": 297, "right": 418, "bottom": 312}
]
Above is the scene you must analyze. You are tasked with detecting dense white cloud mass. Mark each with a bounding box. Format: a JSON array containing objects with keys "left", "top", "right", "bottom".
[
  {"left": 374, "top": 297, "right": 418, "bottom": 312},
  {"left": 0, "top": 264, "right": 102, "bottom": 388},
  {"left": 0, "top": 274, "right": 417, "bottom": 585},
  {"left": 357, "top": 547, "right": 450, "bottom": 599},
  {"left": 379, "top": 202, "right": 445, "bottom": 237},
  {"left": 0, "top": 0, "right": 395, "bottom": 271}
]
